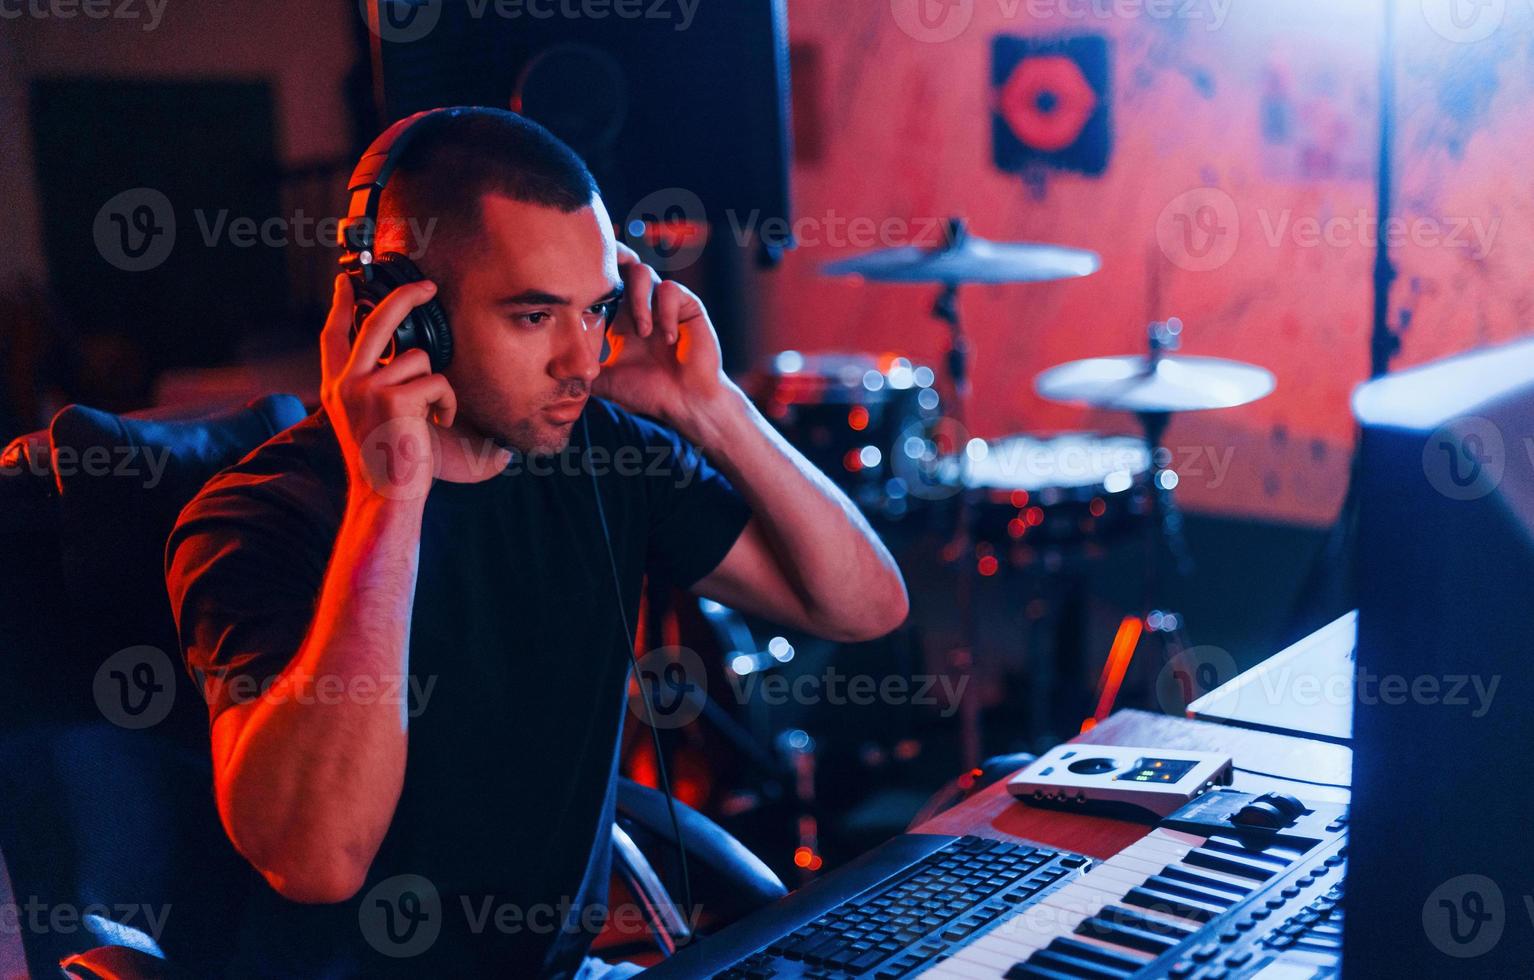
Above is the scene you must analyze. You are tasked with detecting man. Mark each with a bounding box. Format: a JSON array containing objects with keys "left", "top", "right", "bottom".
[{"left": 165, "top": 107, "right": 908, "bottom": 977}]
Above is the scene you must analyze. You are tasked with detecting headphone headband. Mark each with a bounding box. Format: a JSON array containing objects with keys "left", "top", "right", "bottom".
[{"left": 337, "top": 107, "right": 458, "bottom": 277}]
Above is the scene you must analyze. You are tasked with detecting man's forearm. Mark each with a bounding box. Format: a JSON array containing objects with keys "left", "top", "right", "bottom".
[
  {"left": 214, "top": 493, "right": 423, "bottom": 902},
  {"left": 688, "top": 383, "right": 908, "bottom": 640}
]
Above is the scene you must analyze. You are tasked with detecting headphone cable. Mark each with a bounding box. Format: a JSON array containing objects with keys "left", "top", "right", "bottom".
[{"left": 583, "top": 415, "right": 696, "bottom": 941}]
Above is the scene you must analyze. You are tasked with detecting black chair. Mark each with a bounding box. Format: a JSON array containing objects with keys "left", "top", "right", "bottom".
[{"left": 0, "top": 397, "right": 783, "bottom": 979}]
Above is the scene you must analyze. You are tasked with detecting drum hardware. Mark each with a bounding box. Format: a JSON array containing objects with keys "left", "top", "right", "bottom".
[
  {"left": 822, "top": 218, "right": 1101, "bottom": 771},
  {"left": 1036, "top": 317, "right": 1277, "bottom": 724},
  {"left": 747, "top": 351, "right": 942, "bottom": 523}
]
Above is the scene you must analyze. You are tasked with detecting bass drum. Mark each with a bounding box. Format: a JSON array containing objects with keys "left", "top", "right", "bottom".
[
  {"left": 748, "top": 351, "right": 943, "bottom": 522},
  {"left": 961, "top": 433, "right": 1153, "bottom": 563}
]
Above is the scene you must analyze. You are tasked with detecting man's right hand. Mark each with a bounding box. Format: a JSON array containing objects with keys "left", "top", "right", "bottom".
[{"left": 320, "top": 274, "right": 457, "bottom": 502}]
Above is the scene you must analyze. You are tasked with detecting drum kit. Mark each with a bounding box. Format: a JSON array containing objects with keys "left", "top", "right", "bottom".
[{"left": 749, "top": 217, "right": 1277, "bottom": 764}]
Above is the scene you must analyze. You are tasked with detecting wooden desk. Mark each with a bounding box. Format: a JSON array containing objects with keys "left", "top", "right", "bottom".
[{"left": 913, "top": 709, "right": 1351, "bottom": 859}]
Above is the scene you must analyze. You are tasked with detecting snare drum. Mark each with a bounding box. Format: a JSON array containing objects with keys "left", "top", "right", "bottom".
[
  {"left": 750, "top": 352, "right": 942, "bottom": 521},
  {"left": 962, "top": 433, "right": 1152, "bottom": 557}
]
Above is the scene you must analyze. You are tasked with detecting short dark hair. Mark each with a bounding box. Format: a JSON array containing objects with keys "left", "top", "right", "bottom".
[{"left": 376, "top": 107, "right": 600, "bottom": 263}]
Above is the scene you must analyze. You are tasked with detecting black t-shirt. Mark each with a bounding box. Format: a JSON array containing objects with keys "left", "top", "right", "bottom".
[{"left": 165, "top": 399, "right": 750, "bottom": 978}]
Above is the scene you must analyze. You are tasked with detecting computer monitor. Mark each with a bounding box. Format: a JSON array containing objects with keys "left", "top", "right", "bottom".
[{"left": 1349, "top": 338, "right": 1534, "bottom": 974}]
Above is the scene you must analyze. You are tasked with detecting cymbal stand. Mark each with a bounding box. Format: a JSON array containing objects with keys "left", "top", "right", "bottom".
[
  {"left": 1093, "top": 321, "right": 1195, "bottom": 722},
  {"left": 930, "top": 219, "right": 983, "bottom": 769}
]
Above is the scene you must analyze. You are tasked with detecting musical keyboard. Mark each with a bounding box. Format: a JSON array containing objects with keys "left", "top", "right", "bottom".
[
  {"left": 650, "top": 789, "right": 1347, "bottom": 980},
  {"left": 918, "top": 816, "right": 1347, "bottom": 979}
]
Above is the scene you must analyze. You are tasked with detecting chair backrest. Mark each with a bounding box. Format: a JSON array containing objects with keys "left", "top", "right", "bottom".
[{"left": 0, "top": 394, "right": 307, "bottom": 977}]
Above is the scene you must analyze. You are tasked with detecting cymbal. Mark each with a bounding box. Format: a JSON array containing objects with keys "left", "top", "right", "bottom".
[
  {"left": 821, "top": 224, "right": 1101, "bottom": 285},
  {"left": 1035, "top": 355, "right": 1276, "bottom": 413}
]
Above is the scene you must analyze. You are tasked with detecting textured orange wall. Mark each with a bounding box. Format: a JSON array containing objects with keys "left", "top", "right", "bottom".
[{"left": 743, "top": 0, "right": 1530, "bottom": 526}]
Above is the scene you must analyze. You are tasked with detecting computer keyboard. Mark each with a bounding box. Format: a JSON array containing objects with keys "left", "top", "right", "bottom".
[{"left": 647, "top": 834, "right": 1093, "bottom": 979}]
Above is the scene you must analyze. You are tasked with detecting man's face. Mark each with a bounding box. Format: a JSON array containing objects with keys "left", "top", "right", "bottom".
[{"left": 434, "top": 194, "right": 621, "bottom": 455}]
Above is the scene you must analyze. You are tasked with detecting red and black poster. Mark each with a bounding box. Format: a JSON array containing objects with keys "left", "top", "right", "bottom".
[{"left": 992, "top": 34, "right": 1112, "bottom": 177}]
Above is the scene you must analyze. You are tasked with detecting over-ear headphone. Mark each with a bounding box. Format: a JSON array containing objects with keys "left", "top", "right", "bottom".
[
  {"left": 339, "top": 106, "right": 620, "bottom": 371},
  {"left": 338, "top": 108, "right": 458, "bottom": 372}
]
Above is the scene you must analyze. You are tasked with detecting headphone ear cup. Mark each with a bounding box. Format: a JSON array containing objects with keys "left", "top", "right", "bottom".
[{"left": 362, "top": 255, "right": 454, "bottom": 372}]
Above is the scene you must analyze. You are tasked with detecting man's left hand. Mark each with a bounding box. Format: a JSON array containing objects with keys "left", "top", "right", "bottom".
[{"left": 594, "top": 243, "right": 736, "bottom": 445}]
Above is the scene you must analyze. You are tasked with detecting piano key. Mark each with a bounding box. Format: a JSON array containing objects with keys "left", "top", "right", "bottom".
[
  {"left": 1182, "top": 847, "right": 1279, "bottom": 881},
  {"left": 1046, "top": 937, "right": 1152, "bottom": 973},
  {"left": 1062, "top": 877, "right": 1205, "bottom": 936},
  {"left": 1024, "top": 948, "right": 1134, "bottom": 979},
  {"left": 920, "top": 957, "right": 998, "bottom": 979},
  {"left": 1142, "top": 873, "right": 1239, "bottom": 907},
  {"left": 953, "top": 944, "right": 1025, "bottom": 972},
  {"left": 1123, "top": 886, "right": 1224, "bottom": 922},
  {"left": 1159, "top": 863, "right": 1255, "bottom": 896},
  {"left": 1074, "top": 915, "right": 1180, "bottom": 955},
  {"left": 1094, "top": 904, "right": 1198, "bottom": 939},
  {"left": 1004, "top": 964, "right": 1081, "bottom": 980},
  {"left": 1078, "top": 863, "right": 1147, "bottom": 890},
  {"left": 1149, "top": 827, "right": 1210, "bottom": 848},
  {"left": 1199, "top": 836, "right": 1292, "bottom": 868},
  {"left": 993, "top": 902, "right": 1092, "bottom": 953},
  {"left": 1125, "top": 834, "right": 1203, "bottom": 861},
  {"left": 1102, "top": 852, "right": 1167, "bottom": 878}
]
